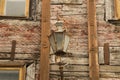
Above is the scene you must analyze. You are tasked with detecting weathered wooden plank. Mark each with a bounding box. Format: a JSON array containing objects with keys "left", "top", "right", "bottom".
[
  {"left": 100, "top": 65, "right": 120, "bottom": 72},
  {"left": 0, "top": 53, "right": 35, "bottom": 60},
  {"left": 50, "top": 57, "right": 89, "bottom": 65},
  {"left": 0, "top": 60, "right": 33, "bottom": 64},
  {"left": 0, "top": 44, "right": 40, "bottom": 54},
  {"left": 50, "top": 72, "right": 89, "bottom": 77},
  {"left": 104, "top": 43, "right": 110, "bottom": 65},
  {"left": 26, "top": 63, "right": 35, "bottom": 80},
  {"left": 50, "top": 65, "right": 120, "bottom": 73},
  {"left": 100, "top": 72, "right": 120, "bottom": 78},
  {"left": 99, "top": 47, "right": 104, "bottom": 64},
  {"left": 105, "top": 0, "right": 114, "bottom": 20},
  {"left": 50, "top": 65, "right": 89, "bottom": 72},
  {"left": 100, "top": 78, "right": 120, "bottom": 80},
  {"left": 50, "top": 77, "right": 89, "bottom": 80},
  {"left": 109, "top": 47, "right": 120, "bottom": 65},
  {"left": 0, "top": 61, "right": 26, "bottom": 67},
  {"left": 110, "top": 60, "right": 120, "bottom": 66},
  {"left": 40, "top": 0, "right": 50, "bottom": 80},
  {"left": 87, "top": 0, "right": 99, "bottom": 80},
  {"left": 15, "top": 54, "right": 34, "bottom": 59},
  {"left": 50, "top": 72, "right": 120, "bottom": 78},
  {"left": 109, "top": 47, "right": 120, "bottom": 53},
  {"left": 10, "top": 40, "right": 16, "bottom": 61},
  {"left": 51, "top": 0, "right": 85, "bottom": 4},
  {"left": 50, "top": 77, "right": 120, "bottom": 80},
  {"left": 50, "top": 52, "right": 88, "bottom": 58},
  {"left": 99, "top": 47, "right": 120, "bottom": 65}
]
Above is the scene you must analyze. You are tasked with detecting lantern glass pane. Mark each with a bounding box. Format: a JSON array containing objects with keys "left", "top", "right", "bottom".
[
  {"left": 49, "top": 34, "right": 56, "bottom": 52},
  {"left": 55, "top": 32, "right": 64, "bottom": 51},
  {"left": 63, "top": 35, "right": 69, "bottom": 52}
]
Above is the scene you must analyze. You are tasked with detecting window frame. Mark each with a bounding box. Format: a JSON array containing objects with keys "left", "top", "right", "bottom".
[
  {"left": 0, "top": 0, "right": 30, "bottom": 18},
  {"left": 114, "top": 0, "right": 120, "bottom": 19},
  {"left": 105, "top": 0, "right": 120, "bottom": 25},
  {"left": 105, "top": 0, "right": 120, "bottom": 21},
  {"left": 0, "top": 66, "right": 26, "bottom": 80}
]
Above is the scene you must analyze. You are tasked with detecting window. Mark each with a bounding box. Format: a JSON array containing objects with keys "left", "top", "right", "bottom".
[
  {"left": 0, "top": 0, "right": 30, "bottom": 18},
  {"left": 0, "top": 67, "right": 26, "bottom": 80}
]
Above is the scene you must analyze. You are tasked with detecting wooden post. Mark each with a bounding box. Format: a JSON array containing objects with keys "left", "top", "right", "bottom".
[
  {"left": 87, "top": 0, "right": 99, "bottom": 80},
  {"left": 10, "top": 40, "right": 16, "bottom": 61},
  {"left": 104, "top": 43, "right": 110, "bottom": 65},
  {"left": 40, "top": 0, "right": 50, "bottom": 80}
]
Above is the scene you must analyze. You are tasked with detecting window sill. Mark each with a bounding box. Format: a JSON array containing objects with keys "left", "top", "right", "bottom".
[
  {"left": 0, "top": 16, "right": 32, "bottom": 20},
  {"left": 108, "top": 19, "right": 120, "bottom": 26}
]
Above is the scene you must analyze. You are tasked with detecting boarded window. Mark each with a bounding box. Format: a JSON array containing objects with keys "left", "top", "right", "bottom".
[{"left": 0, "top": 0, "right": 30, "bottom": 17}]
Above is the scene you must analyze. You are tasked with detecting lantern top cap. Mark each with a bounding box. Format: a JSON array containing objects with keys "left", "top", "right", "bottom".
[{"left": 55, "top": 21, "right": 65, "bottom": 32}]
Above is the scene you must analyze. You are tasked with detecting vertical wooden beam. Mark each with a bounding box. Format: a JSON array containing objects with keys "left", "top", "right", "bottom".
[
  {"left": 40, "top": 0, "right": 50, "bottom": 80},
  {"left": 104, "top": 43, "right": 110, "bottom": 65},
  {"left": 114, "top": 0, "right": 120, "bottom": 19},
  {"left": 10, "top": 40, "right": 16, "bottom": 61},
  {"left": 0, "top": 0, "right": 5, "bottom": 15},
  {"left": 25, "top": 0, "right": 30, "bottom": 18},
  {"left": 87, "top": 0, "right": 99, "bottom": 80}
]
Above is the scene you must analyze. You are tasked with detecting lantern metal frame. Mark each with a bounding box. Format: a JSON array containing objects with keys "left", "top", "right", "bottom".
[{"left": 48, "top": 21, "right": 69, "bottom": 56}]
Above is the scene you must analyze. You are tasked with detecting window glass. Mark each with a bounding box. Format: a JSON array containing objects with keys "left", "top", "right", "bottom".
[
  {"left": 0, "top": 70, "right": 19, "bottom": 80},
  {"left": 5, "top": 0, "right": 26, "bottom": 16},
  {"left": 0, "top": 0, "right": 29, "bottom": 17}
]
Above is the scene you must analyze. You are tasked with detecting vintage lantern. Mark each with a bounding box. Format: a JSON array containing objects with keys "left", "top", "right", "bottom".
[{"left": 49, "top": 21, "right": 69, "bottom": 56}]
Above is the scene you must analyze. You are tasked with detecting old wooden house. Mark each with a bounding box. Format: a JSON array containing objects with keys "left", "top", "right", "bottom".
[{"left": 0, "top": 0, "right": 120, "bottom": 80}]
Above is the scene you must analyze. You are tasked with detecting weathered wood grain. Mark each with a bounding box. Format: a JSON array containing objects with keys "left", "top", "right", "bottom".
[
  {"left": 100, "top": 65, "right": 120, "bottom": 72},
  {"left": 109, "top": 47, "right": 120, "bottom": 53},
  {"left": 105, "top": 0, "right": 114, "bottom": 20},
  {"left": 0, "top": 53, "right": 36, "bottom": 60},
  {"left": 104, "top": 43, "right": 110, "bottom": 65},
  {"left": 100, "top": 78, "right": 120, "bottom": 80},
  {"left": 50, "top": 65, "right": 89, "bottom": 72},
  {"left": 26, "top": 63, "right": 35, "bottom": 80},
  {"left": 109, "top": 47, "right": 120, "bottom": 65},
  {"left": 10, "top": 40, "right": 16, "bottom": 61},
  {"left": 50, "top": 65, "right": 120, "bottom": 73},
  {"left": 99, "top": 47, "right": 120, "bottom": 65},
  {"left": 99, "top": 47, "right": 104, "bottom": 64},
  {"left": 40, "top": 0, "right": 50, "bottom": 80},
  {"left": 0, "top": 61, "right": 26, "bottom": 67},
  {"left": 87, "top": 0, "right": 99, "bottom": 79},
  {"left": 50, "top": 72, "right": 89, "bottom": 77},
  {"left": 100, "top": 72, "right": 120, "bottom": 78}
]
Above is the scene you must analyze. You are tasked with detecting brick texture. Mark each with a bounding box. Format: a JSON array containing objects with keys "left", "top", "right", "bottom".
[{"left": 0, "top": 0, "right": 120, "bottom": 80}]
